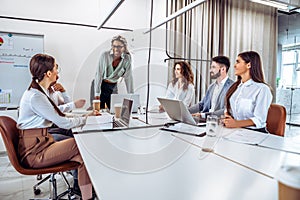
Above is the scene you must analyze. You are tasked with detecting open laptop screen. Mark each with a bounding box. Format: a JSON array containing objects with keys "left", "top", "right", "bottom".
[
  {"left": 110, "top": 94, "right": 140, "bottom": 113},
  {"left": 120, "top": 98, "right": 133, "bottom": 125},
  {"left": 157, "top": 97, "right": 198, "bottom": 126}
]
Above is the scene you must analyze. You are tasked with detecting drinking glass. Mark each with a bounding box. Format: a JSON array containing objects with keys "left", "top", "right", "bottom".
[{"left": 206, "top": 115, "right": 219, "bottom": 137}]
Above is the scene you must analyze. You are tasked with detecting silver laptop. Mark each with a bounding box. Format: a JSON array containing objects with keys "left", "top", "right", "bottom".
[
  {"left": 157, "top": 97, "right": 205, "bottom": 126},
  {"left": 113, "top": 98, "right": 133, "bottom": 128},
  {"left": 110, "top": 94, "right": 140, "bottom": 113}
]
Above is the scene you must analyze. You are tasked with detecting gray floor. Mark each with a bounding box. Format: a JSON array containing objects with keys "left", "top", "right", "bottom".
[
  {"left": 0, "top": 124, "right": 299, "bottom": 200},
  {"left": 0, "top": 152, "right": 80, "bottom": 200}
]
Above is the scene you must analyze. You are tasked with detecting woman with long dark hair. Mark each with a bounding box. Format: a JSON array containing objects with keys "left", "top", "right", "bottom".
[
  {"left": 223, "top": 51, "right": 272, "bottom": 132},
  {"left": 17, "top": 53, "right": 98, "bottom": 199},
  {"left": 159, "top": 61, "right": 195, "bottom": 112}
]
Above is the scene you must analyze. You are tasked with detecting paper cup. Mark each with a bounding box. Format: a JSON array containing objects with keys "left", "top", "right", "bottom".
[
  {"left": 114, "top": 104, "right": 122, "bottom": 118},
  {"left": 277, "top": 166, "right": 300, "bottom": 200},
  {"left": 92, "top": 99, "right": 100, "bottom": 111}
]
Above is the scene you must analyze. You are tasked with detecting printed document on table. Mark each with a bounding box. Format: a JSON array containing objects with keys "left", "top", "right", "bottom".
[
  {"left": 73, "top": 113, "right": 114, "bottom": 132},
  {"left": 83, "top": 114, "right": 113, "bottom": 131},
  {"left": 85, "top": 113, "right": 113, "bottom": 125},
  {"left": 224, "top": 129, "right": 269, "bottom": 145}
]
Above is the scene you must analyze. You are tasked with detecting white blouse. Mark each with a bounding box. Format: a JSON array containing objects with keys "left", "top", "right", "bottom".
[
  {"left": 229, "top": 79, "right": 272, "bottom": 129},
  {"left": 166, "top": 81, "right": 195, "bottom": 107},
  {"left": 17, "top": 88, "right": 86, "bottom": 130},
  {"left": 50, "top": 90, "right": 75, "bottom": 113}
]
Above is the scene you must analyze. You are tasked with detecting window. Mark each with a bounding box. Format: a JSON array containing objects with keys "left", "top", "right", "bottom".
[{"left": 281, "top": 49, "right": 300, "bottom": 88}]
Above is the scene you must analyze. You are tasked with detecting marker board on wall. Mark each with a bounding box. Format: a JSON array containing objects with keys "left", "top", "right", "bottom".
[{"left": 0, "top": 32, "right": 44, "bottom": 106}]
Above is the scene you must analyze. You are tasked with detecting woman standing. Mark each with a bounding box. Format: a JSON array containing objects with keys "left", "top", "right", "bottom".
[
  {"left": 223, "top": 51, "right": 272, "bottom": 132},
  {"left": 94, "top": 35, "right": 133, "bottom": 109},
  {"left": 17, "top": 54, "right": 97, "bottom": 200},
  {"left": 159, "top": 61, "right": 195, "bottom": 112}
]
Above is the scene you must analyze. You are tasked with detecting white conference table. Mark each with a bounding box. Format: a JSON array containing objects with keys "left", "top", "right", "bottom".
[
  {"left": 73, "top": 119, "right": 300, "bottom": 200},
  {"left": 132, "top": 111, "right": 171, "bottom": 126}
]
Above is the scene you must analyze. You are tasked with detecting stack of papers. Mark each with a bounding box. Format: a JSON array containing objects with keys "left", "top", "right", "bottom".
[
  {"left": 75, "top": 113, "right": 114, "bottom": 132},
  {"left": 85, "top": 114, "right": 113, "bottom": 125}
]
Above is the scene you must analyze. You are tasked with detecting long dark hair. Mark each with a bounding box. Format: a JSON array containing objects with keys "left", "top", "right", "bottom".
[
  {"left": 171, "top": 61, "right": 194, "bottom": 90},
  {"left": 225, "top": 51, "right": 266, "bottom": 116},
  {"left": 28, "top": 53, "right": 65, "bottom": 117}
]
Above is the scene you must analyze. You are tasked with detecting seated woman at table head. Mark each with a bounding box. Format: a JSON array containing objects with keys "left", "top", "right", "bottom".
[
  {"left": 223, "top": 51, "right": 272, "bottom": 133},
  {"left": 17, "top": 53, "right": 98, "bottom": 200},
  {"left": 159, "top": 61, "right": 195, "bottom": 112}
]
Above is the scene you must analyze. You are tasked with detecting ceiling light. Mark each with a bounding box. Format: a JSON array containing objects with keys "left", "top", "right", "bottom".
[
  {"left": 144, "top": 0, "right": 207, "bottom": 34},
  {"left": 250, "top": 0, "right": 288, "bottom": 10},
  {"left": 97, "top": 0, "right": 125, "bottom": 30}
]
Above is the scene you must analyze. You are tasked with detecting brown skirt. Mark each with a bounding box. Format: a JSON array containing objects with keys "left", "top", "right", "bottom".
[{"left": 18, "top": 128, "right": 54, "bottom": 167}]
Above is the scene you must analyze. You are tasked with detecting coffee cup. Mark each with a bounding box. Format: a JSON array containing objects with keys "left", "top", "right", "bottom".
[
  {"left": 92, "top": 99, "right": 100, "bottom": 111},
  {"left": 277, "top": 166, "right": 300, "bottom": 200},
  {"left": 276, "top": 153, "right": 300, "bottom": 200},
  {"left": 114, "top": 103, "right": 122, "bottom": 118}
]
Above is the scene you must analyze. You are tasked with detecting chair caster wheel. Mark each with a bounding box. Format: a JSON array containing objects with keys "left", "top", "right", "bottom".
[
  {"left": 37, "top": 174, "right": 42, "bottom": 180},
  {"left": 34, "top": 188, "right": 41, "bottom": 195}
]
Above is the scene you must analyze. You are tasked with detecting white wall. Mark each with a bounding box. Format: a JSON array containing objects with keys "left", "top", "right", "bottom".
[{"left": 0, "top": 0, "right": 169, "bottom": 108}]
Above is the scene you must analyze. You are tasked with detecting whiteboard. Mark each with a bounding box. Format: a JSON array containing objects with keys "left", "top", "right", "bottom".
[{"left": 0, "top": 32, "right": 44, "bottom": 106}]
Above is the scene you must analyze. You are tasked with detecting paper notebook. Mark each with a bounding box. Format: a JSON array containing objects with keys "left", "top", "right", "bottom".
[
  {"left": 160, "top": 122, "right": 206, "bottom": 137},
  {"left": 224, "top": 129, "right": 269, "bottom": 145}
]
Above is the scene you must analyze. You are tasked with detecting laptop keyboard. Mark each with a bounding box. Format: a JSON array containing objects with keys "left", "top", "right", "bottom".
[
  {"left": 113, "top": 120, "right": 126, "bottom": 127},
  {"left": 193, "top": 116, "right": 206, "bottom": 123}
]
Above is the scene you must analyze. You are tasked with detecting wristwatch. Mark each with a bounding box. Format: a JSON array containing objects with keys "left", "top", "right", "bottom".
[{"left": 200, "top": 113, "right": 206, "bottom": 118}]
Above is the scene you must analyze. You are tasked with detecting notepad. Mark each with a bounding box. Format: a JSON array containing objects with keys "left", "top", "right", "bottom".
[
  {"left": 85, "top": 113, "right": 113, "bottom": 124},
  {"left": 160, "top": 122, "right": 206, "bottom": 137},
  {"left": 81, "top": 114, "right": 114, "bottom": 131},
  {"left": 224, "top": 129, "right": 269, "bottom": 145}
]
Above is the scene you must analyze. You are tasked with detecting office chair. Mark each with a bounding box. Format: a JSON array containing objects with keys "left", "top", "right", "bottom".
[
  {"left": 0, "top": 116, "right": 80, "bottom": 199},
  {"left": 266, "top": 104, "right": 287, "bottom": 137}
]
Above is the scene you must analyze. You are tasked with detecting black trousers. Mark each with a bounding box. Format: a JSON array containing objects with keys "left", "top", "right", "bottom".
[
  {"left": 100, "top": 81, "right": 117, "bottom": 109},
  {"left": 48, "top": 124, "right": 73, "bottom": 141}
]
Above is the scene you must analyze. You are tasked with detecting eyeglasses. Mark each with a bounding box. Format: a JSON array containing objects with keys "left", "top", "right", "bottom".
[
  {"left": 55, "top": 64, "right": 61, "bottom": 73},
  {"left": 210, "top": 65, "right": 224, "bottom": 70},
  {"left": 112, "top": 45, "right": 124, "bottom": 49}
]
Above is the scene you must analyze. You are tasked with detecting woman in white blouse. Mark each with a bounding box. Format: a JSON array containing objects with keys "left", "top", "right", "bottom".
[
  {"left": 223, "top": 51, "right": 272, "bottom": 132},
  {"left": 17, "top": 53, "right": 98, "bottom": 199},
  {"left": 159, "top": 61, "right": 195, "bottom": 112}
]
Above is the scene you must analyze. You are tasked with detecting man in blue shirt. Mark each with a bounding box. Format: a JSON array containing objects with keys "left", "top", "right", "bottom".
[{"left": 189, "top": 56, "right": 234, "bottom": 118}]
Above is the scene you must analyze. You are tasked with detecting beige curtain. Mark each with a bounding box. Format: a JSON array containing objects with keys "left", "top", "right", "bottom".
[{"left": 167, "top": 0, "right": 277, "bottom": 102}]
